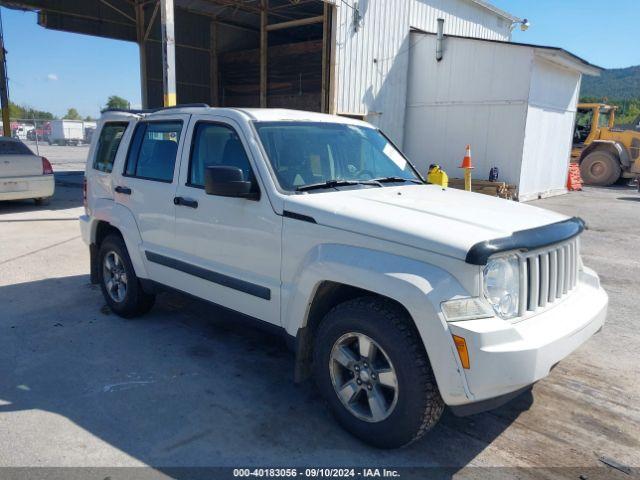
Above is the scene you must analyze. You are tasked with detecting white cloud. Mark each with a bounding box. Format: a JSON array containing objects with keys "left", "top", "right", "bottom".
[{"left": 46, "top": 73, "right": 58, "bottom": 81}]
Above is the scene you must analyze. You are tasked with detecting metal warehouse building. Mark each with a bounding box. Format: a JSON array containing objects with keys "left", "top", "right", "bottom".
[{"left": 2, "top": 0, "right": 601, "bottom": 199}]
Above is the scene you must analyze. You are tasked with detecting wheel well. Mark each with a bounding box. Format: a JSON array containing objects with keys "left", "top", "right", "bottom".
[
  {"left": 95, "top": 221, "right": 122, "bottom": 247},
  {"left": 90, "top": 221, "right": 122, "bottom": 284},
  {"left": 293, "top": 281, "right": 415, "bottom": 383}
]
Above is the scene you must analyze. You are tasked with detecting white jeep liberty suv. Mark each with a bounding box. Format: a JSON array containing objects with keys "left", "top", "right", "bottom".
[{"left": 80, "top": 106, "right": 608, "bottom": 448}]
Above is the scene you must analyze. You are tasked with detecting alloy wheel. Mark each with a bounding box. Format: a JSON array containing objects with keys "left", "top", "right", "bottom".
[
  {"left": 329, "top": 332, "right": 399, "bottom": 423},
  {"left": 103, "top": 251, "right": 128, "bottom": 303}
]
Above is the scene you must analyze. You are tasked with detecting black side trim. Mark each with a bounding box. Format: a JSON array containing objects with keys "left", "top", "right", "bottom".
[
  {"left": 465, "top": 217, "right": 585, "bottom": 265},
  {"left": 145, "top": 251, "right": 271, "bottom": 300},
  {"left": 282, "top": 210, "right": 317, "bottom": 224}
]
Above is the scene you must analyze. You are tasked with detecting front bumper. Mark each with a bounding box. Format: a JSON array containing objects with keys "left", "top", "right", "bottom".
[{"left": 446, "top": 267, "right": 607, "bottom": 409}]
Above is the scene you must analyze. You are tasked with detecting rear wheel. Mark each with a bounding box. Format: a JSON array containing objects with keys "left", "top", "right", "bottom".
[
  {"left": 34, "top": 197, "right": 51, "bottom": 206},
  {"left": 580, "top": 150, "right": 621, "bottom": 186},
  {"left": 313, "top": 297, "right": 444, "bottom": 449},
  {"left": 98, "top": 234, "right": 155, "bottom": 318}
]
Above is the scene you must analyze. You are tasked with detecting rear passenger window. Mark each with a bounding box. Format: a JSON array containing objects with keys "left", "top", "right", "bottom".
[
  {"left": 188, "top": 123, "right": 253, "bottom": 187},
  {"left": 125, "top": 121, "right": 182, "bottom": 182},
  {"left": 93, "top": 122, "right": 128, "bottom": 173}
]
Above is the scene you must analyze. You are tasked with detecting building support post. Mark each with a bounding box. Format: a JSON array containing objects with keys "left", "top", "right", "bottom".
[
  {"left": 260, "top": 0, "right": 268, "bottom": 108},
  {"left": 160, "top": 0, "right": 176, "bottom": 107},
  {"left": 321, "top": 2, "right": 328, "bottom": 113},
  {"left": 0, "top": 13, "right": 11, "bottom": 137},
  {"left": 210, "top": 21, "right": 219, "bottom": 106},
  {"left": 135, "top": 1, "right": 148, "bottom": 108}
]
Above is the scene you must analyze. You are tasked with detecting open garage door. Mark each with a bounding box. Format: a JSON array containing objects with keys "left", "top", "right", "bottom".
[{"left": 3, "top": 0, "right": 335, "bottom": 113}]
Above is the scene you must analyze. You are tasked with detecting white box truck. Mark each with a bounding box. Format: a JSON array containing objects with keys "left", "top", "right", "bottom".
[{"left": 49, "top": 120, "right": 85, "bottom": 146}]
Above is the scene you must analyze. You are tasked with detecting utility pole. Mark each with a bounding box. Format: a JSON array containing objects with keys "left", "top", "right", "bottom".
[
  {"left": 160, "top": 0, "right": 176, "bottom": 107},
  {"left": 0, "top": 9, "right": 11, "bottom": 137}
]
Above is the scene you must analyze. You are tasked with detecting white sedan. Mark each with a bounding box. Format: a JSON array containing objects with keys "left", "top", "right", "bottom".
[{"left": 0, "top": 137, "right": 54, "bottom": 205}]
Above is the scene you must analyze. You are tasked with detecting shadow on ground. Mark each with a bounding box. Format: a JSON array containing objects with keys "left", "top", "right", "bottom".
[{"left": 0, "top": 274, "right": 532, "bottom": 472}]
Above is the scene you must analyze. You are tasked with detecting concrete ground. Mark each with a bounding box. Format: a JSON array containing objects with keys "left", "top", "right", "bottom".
[{"left": 0, "top": 150, "right": 638, "bottom": 478}]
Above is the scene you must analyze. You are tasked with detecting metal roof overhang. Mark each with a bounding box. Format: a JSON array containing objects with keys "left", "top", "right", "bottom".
[
  {"left": 466, "top": 0, "right": 521, "bottom": 23},
  {"left": 0, "top": 0, "right": 326, "bottom": 40},
  {"left": 411, "top": 30, "right": 603, "bottom": 77}
]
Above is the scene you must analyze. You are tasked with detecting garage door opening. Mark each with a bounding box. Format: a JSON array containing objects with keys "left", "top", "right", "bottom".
[{"left": 211, "top": 0, "right": 334, "bottom": 112}]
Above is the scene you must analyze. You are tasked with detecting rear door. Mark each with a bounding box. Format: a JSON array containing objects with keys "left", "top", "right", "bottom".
[
  {"left": 112, "top": 116, "right": 189, "bottom": 286},
  {"left": 0, "top": 139, "right": 40, "bottom": 178}
]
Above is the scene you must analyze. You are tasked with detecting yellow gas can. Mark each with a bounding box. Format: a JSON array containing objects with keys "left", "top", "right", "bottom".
[{"left": 427, "top": 164, "right": 448, "bottom": 189}]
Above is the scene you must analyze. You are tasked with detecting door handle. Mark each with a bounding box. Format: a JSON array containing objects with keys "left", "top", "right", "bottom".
[
  {"left": 114, "top": 186, "right": 132, "bottom": 195},
  {"left": 173, "top": 196, "right": 198, "bottom": 209}
]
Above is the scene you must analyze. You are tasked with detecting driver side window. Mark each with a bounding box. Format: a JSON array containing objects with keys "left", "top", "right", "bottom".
[{"left": 188, "top": 123, "right": 254, "bottom": 187}]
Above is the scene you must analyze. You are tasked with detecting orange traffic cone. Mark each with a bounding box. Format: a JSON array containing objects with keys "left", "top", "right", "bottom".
[
  {"left": 459, "top": 145, "right": 474, "bottom": 170},
  {"left": 459, "top": 145, "right": 474, "bottom": 191}
]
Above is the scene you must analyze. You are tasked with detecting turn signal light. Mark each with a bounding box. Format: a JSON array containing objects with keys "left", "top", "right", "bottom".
[{"left": 452, "top": 335, "right": 470, "bottom": 369}]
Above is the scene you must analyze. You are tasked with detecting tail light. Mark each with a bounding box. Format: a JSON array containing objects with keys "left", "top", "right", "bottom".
[
  {"left": 83, "top": 177, "right": 88, "bottom": 210},
  {"left": 41, "top": 157, "right": 54, "bottom": 175}
]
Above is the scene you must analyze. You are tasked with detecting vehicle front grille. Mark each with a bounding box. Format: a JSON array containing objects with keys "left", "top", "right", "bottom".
[{"left": 518, "top": 237, "right": 580, "bottom": 316}]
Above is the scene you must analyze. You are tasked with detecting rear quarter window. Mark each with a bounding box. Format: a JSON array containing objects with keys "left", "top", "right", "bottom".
[
  {"left": 0, "top": 140, "right": 33, "bottom": 155},
  {"left": 93, "top": 122, "right": 129, "bottom": 173}
]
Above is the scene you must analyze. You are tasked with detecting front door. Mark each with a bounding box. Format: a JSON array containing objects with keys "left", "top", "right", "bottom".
[{"left": 170, "top": 114, "right": 282, "bottom": 325}]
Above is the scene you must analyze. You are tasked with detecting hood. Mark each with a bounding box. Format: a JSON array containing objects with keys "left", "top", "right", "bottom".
[{"left": 283, "top": 185, "right": 568, "bottom": 261}]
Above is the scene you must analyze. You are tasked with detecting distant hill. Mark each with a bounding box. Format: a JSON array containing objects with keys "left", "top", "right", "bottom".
[{"left": 581, "top": 65, "right": 640, "bottom": 100}]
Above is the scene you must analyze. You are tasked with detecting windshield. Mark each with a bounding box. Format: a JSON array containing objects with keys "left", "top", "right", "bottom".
[
  {"left": 598, "top": 108, "right": 612, "bottom": 128},
  {"left": 254, "top": 122, "right": 421, "bottom": 192}
]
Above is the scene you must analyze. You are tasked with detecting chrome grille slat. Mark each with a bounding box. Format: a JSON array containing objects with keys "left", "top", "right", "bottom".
[
  {"left": 518, "top": 237, "right": 580, "bottom": 316},
  {"left": 528, "top": 256, "right": 539, "bottom": 311},
  {"left": 518, "top": 257, "right": 528, "bottom": 317},
  {"left": 557, "top": 246, "right": 565, "bottom": 299},
  {"left": 539, "top": 252, "right": 549, "bottom": 308},
  {"left": 549, "top": 250, "right": 558, "bottom": 303}
]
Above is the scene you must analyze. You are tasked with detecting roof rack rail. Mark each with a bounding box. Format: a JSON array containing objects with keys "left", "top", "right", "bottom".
[{"left": 101, "top": 103, "right": 211, "bottom": 115}]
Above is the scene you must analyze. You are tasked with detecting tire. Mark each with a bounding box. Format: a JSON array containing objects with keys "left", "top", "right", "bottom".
[
  {"left": 34, "top": 197, "right": 51, "bottom": 206},
  {"left": 580, "top": 150, "right": 621, "bottom": 186},
  {"left": 313, "top": 297, "right": 444, "bottom": 449},
  {"left": 98, "top": 234, "right": 155, "bottom": 318}
]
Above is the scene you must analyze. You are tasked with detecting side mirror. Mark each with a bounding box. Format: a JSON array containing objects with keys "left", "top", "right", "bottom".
[{"left": 204, "top": 166, "right": 259, "bottom": 200}]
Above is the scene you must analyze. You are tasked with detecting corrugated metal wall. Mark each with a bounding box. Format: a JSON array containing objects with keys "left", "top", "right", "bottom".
[
  {"left": 403, "top": 33, "right": 530, "bottom": 183},
  {"left": 519, "top": 57, "right": 581, "bottom": 201},
  {"left": 403, "top": 33, "right": 583, "bottom": 200},
  {"left": 331, "top": 0, "right": 513, "bottom": 142}
]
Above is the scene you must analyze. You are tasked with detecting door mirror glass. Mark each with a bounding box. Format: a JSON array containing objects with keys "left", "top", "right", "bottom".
[{"left": 204, "top": 166, "right": 258, "bottom": 199}]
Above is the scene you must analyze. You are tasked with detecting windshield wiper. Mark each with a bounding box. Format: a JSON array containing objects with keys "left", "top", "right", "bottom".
[
  {"left": 372, "top": 176, "right": 423, "bottom": 184},
  {"left": 296, "top": 179, "right": 382, "bottom": 192}
]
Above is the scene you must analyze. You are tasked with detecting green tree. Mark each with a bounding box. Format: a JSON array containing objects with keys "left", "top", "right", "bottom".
[
  {"left": 105, "top": 95, "right": 130, "bottom": 110},
  {"left": 63, "top": 108, "right": 82, "bottom": 120},
  {"left": 84, "top": 115, "right": 94, "bottom": 122},
  {"left": 7, "top": 102, "right": 55, "bottom": 120}
]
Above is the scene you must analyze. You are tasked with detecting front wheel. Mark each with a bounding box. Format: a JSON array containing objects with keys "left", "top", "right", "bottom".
[
  {"left": 580, "top": 150, "right": 621, "bottom": 186},
  {"left": 98, "top": 234, "right": 155, "bottom": 318},
  {"left": 313, "top": 297, "right": 444, "bottom": 448}
]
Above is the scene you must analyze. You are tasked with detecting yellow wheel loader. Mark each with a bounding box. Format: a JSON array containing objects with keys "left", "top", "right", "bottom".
[{"left": 572, "top": 103, "right": 640, "bottom": 185}]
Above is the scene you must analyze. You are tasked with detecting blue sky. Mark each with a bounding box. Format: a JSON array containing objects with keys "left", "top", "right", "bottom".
[
  {"left": 2, "top": 8, "right": 141, "bottom": 118},
  {"left": 2, "top": 1, "right": 639, "bottom": 118},
  {"left": 491, "top": 0, "right": 639, "bottom": 69}
]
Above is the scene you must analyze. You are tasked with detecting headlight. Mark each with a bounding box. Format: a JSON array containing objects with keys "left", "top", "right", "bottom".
[{"left": 483, "top": 255, "right": 520, "bottom": 319}]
